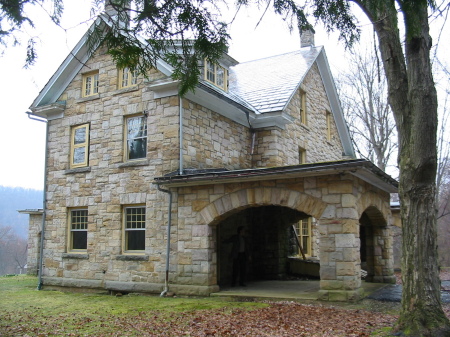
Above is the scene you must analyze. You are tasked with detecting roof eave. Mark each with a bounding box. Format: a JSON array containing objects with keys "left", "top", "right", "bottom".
[
  {"left": 18, "top": 209, "right": 44, "bottom": 215},
  {"left": 153, "top": 159, "right": 398, "bottom": 193},
  {"left": 316, "top": 49, "right": 355, "bottom": 158}
]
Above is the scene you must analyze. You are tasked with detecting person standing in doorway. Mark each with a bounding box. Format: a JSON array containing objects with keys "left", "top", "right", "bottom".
[{"left": 225, "top": 226, "right": 250, "bottom": 287}]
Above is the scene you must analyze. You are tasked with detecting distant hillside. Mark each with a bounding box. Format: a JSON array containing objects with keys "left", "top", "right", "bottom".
[{"left": 0, "top": 186, "right": 43, "bottom": 239}]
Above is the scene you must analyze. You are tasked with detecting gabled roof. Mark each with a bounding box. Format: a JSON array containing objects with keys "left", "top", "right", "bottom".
[
  {"left": 29, "top": 15, "right": 173, "bottom": 113},
  {"left": 29, "top": 14, "right": 354, "bottom": 157}
]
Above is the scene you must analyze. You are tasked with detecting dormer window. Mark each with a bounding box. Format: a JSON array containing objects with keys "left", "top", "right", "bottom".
[
  {"left": 119, "top": 67, "right": 138, "bottom": 89},
  {"left": 204, "top": 59, "right": 227, "bottom": 91}
]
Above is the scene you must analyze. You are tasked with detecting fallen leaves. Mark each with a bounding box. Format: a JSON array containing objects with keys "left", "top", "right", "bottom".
[{"left": 1, "top": 301, "right": 398, "bottom": 336}]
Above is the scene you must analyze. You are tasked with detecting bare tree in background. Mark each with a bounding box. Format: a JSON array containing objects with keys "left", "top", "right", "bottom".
[
  {"left": 338, "top": 48, "right": 397, "bottom": 174},
  {"left": 0, "top": 224, "right": 28, "bottom": 275},
  {"left": 437, "top": 90, "right": 450, "bottom": 267}
]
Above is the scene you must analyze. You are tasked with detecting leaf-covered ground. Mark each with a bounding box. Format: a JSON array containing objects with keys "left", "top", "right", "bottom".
[
  {"left": 1, "top": 273, "right": 450, "bottom": 337},
  {"left": 0, "top": 301, "right": 397, "bottom": 337}
]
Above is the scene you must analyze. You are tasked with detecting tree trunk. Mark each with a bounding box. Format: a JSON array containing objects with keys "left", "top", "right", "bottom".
[{"left": 356, "top": 1, "right": 450, "bottom": 335}]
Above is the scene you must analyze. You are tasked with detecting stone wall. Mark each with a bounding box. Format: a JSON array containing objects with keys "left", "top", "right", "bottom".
[{"left": 27, "top": 213, "right": 43, "bottom": 275}]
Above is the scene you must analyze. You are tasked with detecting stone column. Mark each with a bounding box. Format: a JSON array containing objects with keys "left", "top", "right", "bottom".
[
  {"left": 318, "top": 191, "right": 364, "bottom": 301},
  {"left": 372, "top": 226, "right": 395, "bottom": 284}
]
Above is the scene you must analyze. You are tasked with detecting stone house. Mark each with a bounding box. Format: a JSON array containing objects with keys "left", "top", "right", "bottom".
[{"left": 22, "top": 7, "right": 398, "bottom": 301}]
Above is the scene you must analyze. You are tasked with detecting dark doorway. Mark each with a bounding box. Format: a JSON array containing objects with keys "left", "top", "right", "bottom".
[
  {"left": 217, "top": 206, "right": 307, "bottom": 287},
  {"left": 359, "top": 206, "right": 388, "bottom": 282}
]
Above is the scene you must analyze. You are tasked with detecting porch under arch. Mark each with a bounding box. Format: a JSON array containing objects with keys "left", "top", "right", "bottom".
[{"left": 153, "top": 159, "right": 398, "bottom": 301}]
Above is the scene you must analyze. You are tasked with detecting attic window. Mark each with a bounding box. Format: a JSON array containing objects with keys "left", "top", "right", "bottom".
[
  {"left": 119, "top": 67, "right": 138, "bottom": 89},
  {"left": 204, "top": 59, "right": 227, "bottom": 91},
  {"left": 82, "top": 71, "right": 99, "bottom": 97}
]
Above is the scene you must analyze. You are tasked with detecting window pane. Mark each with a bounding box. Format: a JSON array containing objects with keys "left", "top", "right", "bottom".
[
  {"left": 74, "top": 127, "right": 86, "bottom": 144},
  {"left": 72, "top": 231, "right": 87, "bottom": 250},
  {"left": 71, "top": 210, "right": 88, "bottom": 229},
  {"left": 126, "top": 230, "right": 145, "bottom": 250},
  {"left": 71, "top": 210, "right": 87, "bottom": 250},
  {"left": 216, "top": 66, "right": 224, "bottom": 87},
  {"left": 127, "top": 139, "right": 146, "bottom": 159},
  {"left": 206, "top": 61, "right": 215, "bottom": 82},
  {"left": 131, "top": 69, "right": 138, "bottom": 85},
  {"left": 126, "top": 207, "right": 145, "bottom": 229},
  {"left": 93, "top": 74, "right": 99, "bottom": 94},
  {"left": 85, "top": 77, "right": 92, "bottom": 96},
  {"left": 127, "top": 116, "right": 147, "bottom": 160},
  {"left": 302, "top": 236, "right": 309, "bottom": 253},
  {"left": 73, "top": 147, "right": 86, "bottom": 164},
  {"left": 122, "top": 68, "right": 129, "bottom": 87},
  {"left": 125, "top": 207, "right": 145, "bottom": 251}
]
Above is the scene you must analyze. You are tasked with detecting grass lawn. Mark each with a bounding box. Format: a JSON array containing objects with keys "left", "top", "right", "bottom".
[
  {"left": 4, "top": 274, "right": 450, "bottom": 336},
  {"left": 0, "top": 275, "right": 266, "bottom": 336}
]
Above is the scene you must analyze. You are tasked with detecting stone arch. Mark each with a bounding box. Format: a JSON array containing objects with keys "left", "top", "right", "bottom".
[
  {"left": 198, "top": 187, "right": 327, "bottom": 285},
  {"left": 356, "top": 192, "right": 395, "bottom": 284},
  {"left": 199, "top": 187, "right": 328, "bottom": 226},
  {"left": 356, "top": 191, "right": 391, "bottom": 223}
]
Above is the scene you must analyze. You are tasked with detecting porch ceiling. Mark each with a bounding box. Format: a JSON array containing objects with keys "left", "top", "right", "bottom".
[{"left": 153, "top": 159, "right": 398, "bottom": 193}]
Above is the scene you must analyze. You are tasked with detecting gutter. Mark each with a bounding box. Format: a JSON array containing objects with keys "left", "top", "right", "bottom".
[
  {"left": 156, "top": 184, "right": 173, "bottom": 297},
  {"left": 26, "top": 111, "right": 48, "bottom": 290}
]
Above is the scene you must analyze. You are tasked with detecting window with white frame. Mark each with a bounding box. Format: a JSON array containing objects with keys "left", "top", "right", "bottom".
[
  {"left": 295, "top": 218, "right": 312, "bottom": 256},
  {"left": 68, "top": 209, "right": 88, "bottom": 251},
  {"left": 204, "top": 59, "right": 227, "bottom": 91},
  {"left": 70, "top": 124, "right": 89, "bottom": 168},
  {"left": 125, "top": 115, "right": 147, "bottom": 161},
  {"left": 119, "top": 67, "right": 139, "bottom": 89},
  {"left": 82, "top": 71, "right": 99, "bottom": 97},
  {"left": 123, "top": 206, "right": 146, "bottom": 252}
]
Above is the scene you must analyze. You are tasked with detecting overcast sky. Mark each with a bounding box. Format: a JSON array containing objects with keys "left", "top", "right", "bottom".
[{"left": 0, "top": 1, "right": 447, "bottom": 190}]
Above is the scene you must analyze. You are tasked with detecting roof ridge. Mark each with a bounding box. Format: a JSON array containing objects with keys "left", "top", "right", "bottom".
[{"left": 235, "top": 46, "right": 323, "bottom": 65}]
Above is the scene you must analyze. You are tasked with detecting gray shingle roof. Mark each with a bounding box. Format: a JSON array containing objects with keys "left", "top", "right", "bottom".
[{"left": 228, "top": 47, "right": 323, "bottom": 114}]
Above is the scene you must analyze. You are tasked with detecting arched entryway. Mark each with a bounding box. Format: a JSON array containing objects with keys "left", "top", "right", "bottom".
[
  {"left": 359, "top": 206, "right": 394, "bottom": 283},
  {"left": 216, "top": 205, "right": 311, "bottom": 287}
]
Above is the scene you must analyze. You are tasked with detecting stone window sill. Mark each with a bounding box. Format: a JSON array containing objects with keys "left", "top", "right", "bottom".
[
  {"left": 118, "top": 159, "right": 149, "bottom": 168},
  {"left": 113, "top": 86, "right": 139, "bottom": 96},
  {"left": 116, "top": 255, "right": 149, "bottom": 261},
  {"left": 62, "top": 253, "right": 89, "bottom": 259},
  {"left": 76, "top": 94, "right": 100, "bottom": 103},
  {"left": 300, "top": 123, "right": 310, "bottom": 132},
  {"left": 65, "top": 167, "right": 91, "bottom": 175}
]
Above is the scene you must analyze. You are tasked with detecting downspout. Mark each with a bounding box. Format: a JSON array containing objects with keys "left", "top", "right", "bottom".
[
  {"left": 245, "top": 110, "right": 256, "bottom": 163},
  {"left": 26, "top": 111, "right": 48, "bottom": 290},
  {"left": 156, "top": 184, "right": 172, "bottom": 296},
  {"left": 179, "top": 96, "right": 184, "bottom": 175}
]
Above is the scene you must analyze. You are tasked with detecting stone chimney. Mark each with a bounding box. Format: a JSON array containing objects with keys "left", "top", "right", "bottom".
[
  {"left": 105, "top": 0, "right": 119, "bottom": 16},
  {"left": 300, "top": 28, "right": 315, "bottom": 48},
  {"left": 105, "top": 0, "right": 130, "bottom": 27}
]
